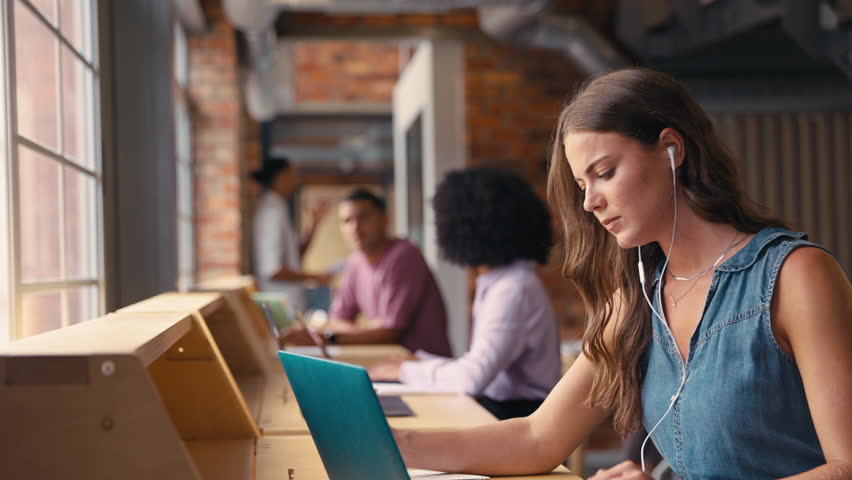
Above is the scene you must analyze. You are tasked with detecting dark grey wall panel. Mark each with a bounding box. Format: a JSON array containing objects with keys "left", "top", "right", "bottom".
[
  {"left": 100, "top": 0, "right": 177, "bottom": 310},
  {"left": 708, "top": 111, "right": 852, "bottom": 275}
]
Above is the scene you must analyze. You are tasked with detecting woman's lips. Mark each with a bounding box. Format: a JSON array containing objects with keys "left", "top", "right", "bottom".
[{"left": 602, "top": 217, "right": 621, "bottom": 231}]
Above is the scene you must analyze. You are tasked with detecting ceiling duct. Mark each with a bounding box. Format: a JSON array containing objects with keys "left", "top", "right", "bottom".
[
  {"left": 477, "top": 1, "right": 628, "bottom": 75},
  {"left": 223, "top": 0, "right": 280, "bottom": 120},
  {"left": 268, "top": 0, "right": 535, "bottom": 13},
  {"left": 617, "top": 0, "right": 852, "bottom": 80},
  {"left": 224, "top": 0, "right": 628, "bottom": 120},
  {"left": 174, "top": 0, "right": 207, "bottom": 33}
]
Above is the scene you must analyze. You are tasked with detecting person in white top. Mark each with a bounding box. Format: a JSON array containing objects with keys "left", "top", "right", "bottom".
[
  {"left": 369, "top": 167, "right": 562, "bottom": 420},
  {"left": 251, "top": 157, "right": 331, "bottom": 312}
]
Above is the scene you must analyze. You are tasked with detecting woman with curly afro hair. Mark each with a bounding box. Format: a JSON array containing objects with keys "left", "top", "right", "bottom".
[{"left": 370, "top": 167, "right": 562, "bottom": 420}]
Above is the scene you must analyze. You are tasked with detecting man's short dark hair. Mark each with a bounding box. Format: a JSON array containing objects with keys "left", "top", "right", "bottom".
[
  {"left": 344, "top": 188, "right": 386, "bottom": 213},
  {"left": 433, "top": 167, "right": 552, "bottom": 267}
]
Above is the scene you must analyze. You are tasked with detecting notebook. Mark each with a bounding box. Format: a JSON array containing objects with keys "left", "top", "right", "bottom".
[{"left": 278, "top": 351, "right": 487, "bottom": 480}]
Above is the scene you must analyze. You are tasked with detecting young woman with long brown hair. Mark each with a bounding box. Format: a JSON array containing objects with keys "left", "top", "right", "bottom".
[{"left": 392, "top": 68, "right": 852, "bottom": 480}]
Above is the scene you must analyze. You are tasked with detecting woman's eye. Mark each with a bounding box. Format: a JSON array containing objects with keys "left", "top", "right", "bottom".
[{"left": 598, "top": 169, "right": 614, "bottom": 179}]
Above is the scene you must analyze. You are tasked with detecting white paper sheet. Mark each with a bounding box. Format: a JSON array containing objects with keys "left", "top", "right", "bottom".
[
  {"left": 372, "top": 382, "right": 442, "bottom": 395},
  {"left": 408, "top": 468, "right": 489, "bottom": 479}
]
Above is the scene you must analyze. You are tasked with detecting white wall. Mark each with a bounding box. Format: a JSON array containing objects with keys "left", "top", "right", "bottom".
[{"left": 393, "top": 41, "right": 468, "bottom": 356}]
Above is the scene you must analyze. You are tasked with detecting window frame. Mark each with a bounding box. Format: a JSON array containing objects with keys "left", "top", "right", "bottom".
[
  {"left": 1, "top": 0, "right": 103, "bottom": 343},
  {"left": 173, "top": 18, "right": 194, "bottom": 292}
]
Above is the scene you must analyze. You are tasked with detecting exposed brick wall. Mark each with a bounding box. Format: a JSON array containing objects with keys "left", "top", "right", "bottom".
[
  {"left": 191, "top": 4, "right": 593, "bottom": 331},
  {"left": 464, "top": 40, "right": 588, "bottom": 333},
  {"left": 282, "top": 10, "right": 591, "bottom": 334},
  {"left": 293, "top": 42, "right": 400, "bottom": 103},
  {"left": 282, "top": 10, "right": 590, "bottom": 334},
  {"left": 189, "top": 0, "right": 251, "bottom": 281},
  {"left": 284, "top": 11, "right": 480, "bottom": 30}
]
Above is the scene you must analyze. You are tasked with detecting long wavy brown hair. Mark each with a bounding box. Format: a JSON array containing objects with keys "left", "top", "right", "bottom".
[{"left": 546, "top": 68, "right": 786, "bottom": 435}]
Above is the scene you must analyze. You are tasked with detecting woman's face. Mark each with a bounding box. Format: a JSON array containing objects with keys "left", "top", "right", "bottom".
[
  {"left": 273, "top": 166, "right": 301, "bottom": 196},
  {"left": 564, "top": 131, "right": 675, "bottom": 248}
]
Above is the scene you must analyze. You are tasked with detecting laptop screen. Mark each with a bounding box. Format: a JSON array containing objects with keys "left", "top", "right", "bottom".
[{"left": 278, "top": 351, "right": 410, "bottom": 480}]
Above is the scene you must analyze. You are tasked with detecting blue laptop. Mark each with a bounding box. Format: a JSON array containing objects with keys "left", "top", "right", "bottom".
[{"left": 278, "top": 351, "right": 412, "bottom": 480}]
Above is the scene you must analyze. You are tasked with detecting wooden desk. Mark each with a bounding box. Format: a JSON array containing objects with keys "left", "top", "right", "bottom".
[
  {"left": 270, "top": 346, "right": 584, "bottom": 477},
  {"left": 387, "top": 394, "right": 496, "bottom": 430},
  {"left": 256, "top": 435, "right": 582, "bottom": 480},
  {"left": 286, "top": 344, "right": 410, "bottom": 368},
  {"left": 257, "top": 367, "right": 582, "bottom": 477},
  {"left": 260, "top": 374, "right": 496, "bottom": 435}
]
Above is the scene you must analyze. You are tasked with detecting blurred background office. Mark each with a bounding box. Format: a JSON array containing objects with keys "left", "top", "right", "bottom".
[{"left": 1, "top": 0, "right": 850, "bottom": 475}]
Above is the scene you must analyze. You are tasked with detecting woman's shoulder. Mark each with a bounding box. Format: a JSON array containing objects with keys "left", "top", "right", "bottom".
[
  {"left": 773, "top": 238, "right": 850, "bottom": 324},
  {"left": 761, "top": 227, "right": 839, "bottom": 276},
  {"left": 487, "top": 261, "right": 544, "bottom": 292},
  {"left": 718, "top": 227, "right": 832, "bottom": 274},
  {"left": 778, "top": 244, "right": 846, "bottom": 287},
  {"left": 771, "top": 234, "right": 852, "bottom": 356}
]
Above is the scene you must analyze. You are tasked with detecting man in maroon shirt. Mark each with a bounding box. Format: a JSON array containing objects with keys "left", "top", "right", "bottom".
[{"left": 279, "top": 189, "right": 452, "bottom": 356}]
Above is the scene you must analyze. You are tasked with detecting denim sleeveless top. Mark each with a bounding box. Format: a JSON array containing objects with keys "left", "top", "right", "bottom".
[{"left": 641, "top": 228, "right": 828, "bottom": 480}]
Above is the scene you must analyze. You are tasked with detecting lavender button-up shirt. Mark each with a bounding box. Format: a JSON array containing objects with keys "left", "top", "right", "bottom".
[{"left": 399, "top": 260, "right": 561, "bottom": 401}]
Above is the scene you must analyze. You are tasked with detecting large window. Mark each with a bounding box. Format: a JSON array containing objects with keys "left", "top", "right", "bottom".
[
  {"left": 174, "top": 20, "right": 194, "bottom": 292},
  {"left": 0, "top": 0, "right": 102, "bottom": 343}
]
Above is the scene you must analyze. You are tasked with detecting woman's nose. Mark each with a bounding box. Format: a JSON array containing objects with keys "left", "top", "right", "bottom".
[{"left": 583, "top": 187, "right": 605, "bottom": 212}]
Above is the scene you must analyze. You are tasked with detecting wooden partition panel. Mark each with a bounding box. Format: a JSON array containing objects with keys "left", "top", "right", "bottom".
[
  {"left": 147, "top": 313, "right": 260, "bottom": 439},
  {"left": 194, "top": 277, "right": 278, "bottom": 358},
  {"left": 118, "top": 291, "right": 280, "bottom": 421},
  {"left": 0, "top": 312, "right": 257, "bottom": 480},
  {"left": 226, "top": 289, "right": 278, "bottom": 346},
  {"left": 1, "top": 354, "right": 200, "bottom": 479}
]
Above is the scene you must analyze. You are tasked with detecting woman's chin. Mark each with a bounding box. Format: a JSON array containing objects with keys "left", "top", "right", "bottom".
[{"left": 613, "top": 231, "right": 642, "bottom": 249}]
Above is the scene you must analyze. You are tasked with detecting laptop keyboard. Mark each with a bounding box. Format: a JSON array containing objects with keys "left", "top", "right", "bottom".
[{"left": 378, "top": 395, "right": 415, "bottom": 417}]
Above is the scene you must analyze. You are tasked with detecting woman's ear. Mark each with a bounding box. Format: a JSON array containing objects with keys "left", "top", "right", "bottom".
[{"left": 658, "top": 128, "right": 685, "bottom": 169}]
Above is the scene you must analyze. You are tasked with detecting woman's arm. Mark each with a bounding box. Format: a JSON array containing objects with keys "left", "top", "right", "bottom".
[
  {"left": 398, "top": 282, "right": 537, "bottom": 394},
  {"left": 775, "top": 247, "right": 852, "bottom": 479},
  {"left": 395, "top": 352, "right": 610, "bottom": 476}
]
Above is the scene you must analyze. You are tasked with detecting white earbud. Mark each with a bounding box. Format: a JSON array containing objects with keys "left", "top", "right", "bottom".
[
  {"left": 667, "top": 145, "right": 676, "bottom": 173},
  {"left": 637, "top": 142, "right": 682, "bottom": 473}
]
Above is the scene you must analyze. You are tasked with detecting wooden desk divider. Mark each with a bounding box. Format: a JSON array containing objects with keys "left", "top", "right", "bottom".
[
  {"left": 0, "top": 311, "right": 259, "bottom": 480},
  {"left": 192, "top": 277, "right": 279, "bottom": 359},
  {"left": 117, "top": 292, "right": 280, "bottom": 425}
]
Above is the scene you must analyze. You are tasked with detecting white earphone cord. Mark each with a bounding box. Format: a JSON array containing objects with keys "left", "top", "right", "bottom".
[{"left": 637, "top": 146, "right": 684, "bottom": 472}]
